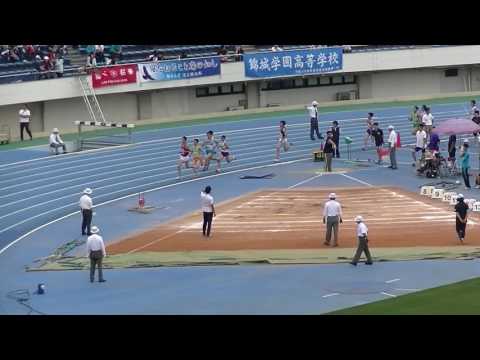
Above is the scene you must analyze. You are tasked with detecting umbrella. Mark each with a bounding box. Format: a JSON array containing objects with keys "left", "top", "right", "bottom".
[{"left": 434, "top": 118, "right": 480, "bottom": 136}]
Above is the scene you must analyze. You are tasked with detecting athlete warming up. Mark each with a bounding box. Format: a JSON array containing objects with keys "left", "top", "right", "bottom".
[
  {"left": 362, "top": 112, "right": 375, "bottom": 150},
  {"left": 275, "top": 120, "right": 289, "bottom": 162},
  {"left": 177, "top": 136, "right": 192, "bottom": 179}
]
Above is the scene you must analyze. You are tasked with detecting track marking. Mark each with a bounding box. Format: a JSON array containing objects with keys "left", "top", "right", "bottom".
[
  {"left": 287, "top": 174, "right": 323, "bottom": 189},
  {"left": 322, "top": 293, "right": 340, "bottom": 298},
  {"left": 394, "top": 288, "right": 420, "bottom": 291},
  {"left": 339, "top": 173, "right": 374, "bottom": 187},
  {"left": 385, "top": 278, "right": 401, "bottom": 284},
  {"left": 380, "top": 292, "right": 397, "bottom": 298}
]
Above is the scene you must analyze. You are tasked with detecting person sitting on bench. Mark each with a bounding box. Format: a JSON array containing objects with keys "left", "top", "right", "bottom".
[{"left": 49, "top": 128, "right": 67, "bottom": 155}]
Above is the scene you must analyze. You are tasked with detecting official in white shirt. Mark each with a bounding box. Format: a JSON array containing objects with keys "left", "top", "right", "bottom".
[
  {"left": 306, "top": 100, "right": 323, "bottom": 141},
  {"left": 19, "top": 104, "right": 33, "bottom": 141},
  {"left": 412, "top": 123, "right": 427, "bottom": 167},
  {"left": 86, "top": 226, "right": 106, "bottom": 283},
  {"left": 422, "top": 107, "right": 434, "bottom": 137},
  {"left": 350, "top": 216, "right": 373, "bottom": 266},
  {"left": 201, "top": 186, "right": 216, "bottom": 237},
  {"left": 323, "top": 193, "right": 343, "bottom": 247},
  {"left": 80, "top": 188, "right": 93, "bottom": 236},
  {"left": 387, "top": 125, "right": 398, "bottom": 170},
  {"left": 49, "top": 128, "right": 67, "bottom": 155}
]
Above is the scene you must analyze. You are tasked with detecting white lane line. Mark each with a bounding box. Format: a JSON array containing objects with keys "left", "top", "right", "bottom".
[
  {"left": 380, "top": 292, "right": 397, "bottom": 298},
  {"left": 339, "top": 173, "right": 374, "bottom": 187},
  {"left": 322, "top": 293, "right": 340, "bottom": 298},
  {"left": 385, "top": 278, "right": 401, "bottom": 284},
  {"left": 287, "top": 173, "right": 323, "bottom": 189},
  {"left": 394, "top": 288, "right": 420, "bottom": 292}
]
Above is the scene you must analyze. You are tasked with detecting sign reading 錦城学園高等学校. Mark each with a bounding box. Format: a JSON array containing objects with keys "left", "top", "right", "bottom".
[
  {"left": 243, "top": 47, "right": 343, "bottom": 78},
  {"left": 138, "top": 57, "right": 221, "bottom": 83}
]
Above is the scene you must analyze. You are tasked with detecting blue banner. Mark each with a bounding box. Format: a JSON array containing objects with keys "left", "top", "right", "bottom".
[
  {"left": 244, "top": 47, "right": 343, "bottom": 78},
  {"left": 138, "top": 57, "right": 221, "bottom": 82}
]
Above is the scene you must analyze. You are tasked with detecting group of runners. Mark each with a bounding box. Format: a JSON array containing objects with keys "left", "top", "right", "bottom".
[{"left": 177, "top": 131, "right": 235, "bottom": 178}]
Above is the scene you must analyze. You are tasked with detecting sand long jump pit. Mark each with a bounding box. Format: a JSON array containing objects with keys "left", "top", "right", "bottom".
[{"left": 31, "top": 187, "right": 480, "bottom": 271}]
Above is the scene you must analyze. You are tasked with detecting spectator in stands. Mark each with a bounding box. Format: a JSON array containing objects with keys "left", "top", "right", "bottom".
[
  {"left": 24, "top": 45, "right": 35, "bottom": 61},
  {"left": 86, "top": 53, "right": 97, "bottom": 68},
  {"left": 55, "top": 55, "right": 64, "bottom": 78},
  {"left": 19, "top": 104, "right": 33, "bottom": 141},
  {"left": 271, "top": 45, "right": 283, "bottom": 52},
  {"left": 49, "top": 128, "right": 67, "bottom": 155},
  {"left": 343, "top": 45, "right": 352, "bottom": 53},
  {"left": 95, "top": 45, "right": 105, "bottom": 63},
  {"left": 110, "top": 45, "right": 122, "bottom": 63},
  {"left": 40, "top": 56, "right": 54, "bottom": 79},
  {"left": 179, "top": 52, "right": 187, "bottom": 59},
  {"left": 217, "top": 46, "right": 228, "bottom": 62},
  {"left": 234, "top": 46, "right": 244, "bottom": 62},
  {"left": 148, "top": 50, "right": 160, "bottom": 62}
]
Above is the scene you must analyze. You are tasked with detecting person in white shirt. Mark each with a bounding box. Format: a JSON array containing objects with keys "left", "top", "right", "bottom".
[
  {"left": 387, "top": 125, "right": 398, "bottom": 170},
  {"left": 412, "top": 123, "right": 427, "bottom": 167},
  {"left": 470, "top": 100, "right": 478, "bottom": 116},
  {"left": 306, "top": 100, "right": 323, "bottom": 141},
  {"left": 271, "top": 45, "right": 283, "bottom": 52},
  {"left": 422, "top": 107, "right": 434, "bottom": 138},
  {"left": 79, "top": 188, "right": 93, "bottom": 236},
  {"left": 323, "top": 193, "right": 343, "bottom": 247},
  {"left": 201, "top": 186, "right": 216, "bottom": 237},
  {"left": 86, "top": 226, "right": 106, "bottom": 283},
  {"left": 350, "top": 216, "right": 373, "bottom": 266},
  {"left": 49, "top": 128, "right": 67, "bottom": 155},
  {"left": 19, "top": 104, "right": 33, "bottom": 141}
]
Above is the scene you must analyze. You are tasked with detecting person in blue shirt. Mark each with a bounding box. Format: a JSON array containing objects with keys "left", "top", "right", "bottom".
[
  {"left": 460, "top": 143, "right": 471, "bottom": 189},
  {"left": 427, "top": 126, "right": 440, "bottom": 152}
]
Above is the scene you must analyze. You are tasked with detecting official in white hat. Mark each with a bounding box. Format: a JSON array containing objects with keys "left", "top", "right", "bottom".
[
  {"left": 323, "top": 193, "right": 343, "bottom": 247},
  {"left": 86, "top": 225, "right": 106, "bottom": 283},
  {"left": 79, "top": 188, "right": 93, "bottom": 236},
  {"left": 306, "top": 100, "right": 323, "bottom": 141},
  {"left": 49, "top": 127, "right": 67, "bottom": 155},
  {"left": 350, "top": 215, "right": 373, "bottom": 266},
  {"left": 387, "top": 125, "right": 398, "bottom": 169}
]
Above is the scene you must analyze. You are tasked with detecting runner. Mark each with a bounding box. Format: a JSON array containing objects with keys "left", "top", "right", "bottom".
[
  {"left": 362, "top": 112, "right": 375, "bottom": 150},
  {"left": 371, "top": 122, "right": 384, "bottom": 164},
  {"left": 191, "top": 138, "right": 204, "bottom": 175},
  {"left": 202, "top": 130, "right": 221, "bottom": 173},
  {"left": 218, "top": 135, "right": 235, "bottom": 163},
  {"left": 177, "top": 136, "right": 192, "bottom": 179},
  {"left": 275, "top": 120, "right": 289, "bottom": 162}
]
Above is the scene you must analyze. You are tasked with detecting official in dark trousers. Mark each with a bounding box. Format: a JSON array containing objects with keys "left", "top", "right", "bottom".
[
  {"left": 350, "top": 216, "right": 373, "bottom": 266},
  {"left": 455, "top": 194, "right": 469, "bottom": 244},
  {"left": 86, "top": 226, "right": 106, "bottom": 283},
  {"left": 201, "top": 186, "right": 216, "bottom": 237},
  {"left": 79, "top": 188, "right": 93, "bottom": 236},
  {"left": 306, "top": 100, "right": 323, "bottom": 141},
  {"left": 331, "top": 121, "right": 340, "bottom": 158},
  {"left": 323, "top": 131, "right": 336, "bottom": 172},
  {"left": 323, "top": 193, "right": 343, "bottom": 247}
]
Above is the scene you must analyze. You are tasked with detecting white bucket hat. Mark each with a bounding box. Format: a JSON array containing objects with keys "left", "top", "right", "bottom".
[
  {"left": 388, "top": 125, "right": 394, "bottom": 130},
  {"left": 329, "top": 193, "right": 336, "bottom": 199},
  {"left": 83, "top": 188, "right": 93, "bottom": 195},
  {"left": 52, "top": 128, "right": 59, "bottom": 133},
  {"left": 312, "top": 100, "right": 319, "bottom": 106},
  {"left": 355, "top": 216, "right": 363, "bottom": 223},
  {"left": 457, "top": 194, "right": 464, "bottom": 200},
  {"left": 90, "top": 226, "right": 100, "bottom": 234}
]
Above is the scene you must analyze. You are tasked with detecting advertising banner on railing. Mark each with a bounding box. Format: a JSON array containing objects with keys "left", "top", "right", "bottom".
[
  {"left": 138, "top": 57, "right": 221, "bottom": 83},
  {"left": 91, "top": 64, "right": 138, "bottom": 88},
  {"left": 244, "top": 47, "right": 343, "bottom": 78}
]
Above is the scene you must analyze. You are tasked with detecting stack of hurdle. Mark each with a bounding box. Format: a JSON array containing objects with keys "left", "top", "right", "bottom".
[
  {"left": 420, "top": 185, "right": 480, "bottom": 212},
  {"left": 74, "top": 121, "right": 136, "bottom": 151}
]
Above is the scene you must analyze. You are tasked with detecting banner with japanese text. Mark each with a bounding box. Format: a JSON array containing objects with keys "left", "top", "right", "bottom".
[
  {"left": 244, "top": 47, "right": 343, "bottom": 78},
  {"left": 91, "top": 64, "right": 138, "bottom": 88},
  {"left": 138, "top": 57, "right": 221, "bottom": 83}
]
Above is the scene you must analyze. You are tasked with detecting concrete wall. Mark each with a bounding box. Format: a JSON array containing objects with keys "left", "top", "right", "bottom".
[{"left": 260, "top": 84, "right": 357, "bottom": 107}]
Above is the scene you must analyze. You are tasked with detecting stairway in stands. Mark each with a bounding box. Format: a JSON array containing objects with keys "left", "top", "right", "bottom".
[{"left": 67, "top": 46, "right": 86, "bottom": 68}]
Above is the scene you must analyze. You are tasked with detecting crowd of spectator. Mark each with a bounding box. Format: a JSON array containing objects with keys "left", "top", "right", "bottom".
[
  {"left": 85, "top": 45, "right": 123, "bottom": 68},
  {"left": 0, "top": 45, "right": 67, "bottom": 64}
]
